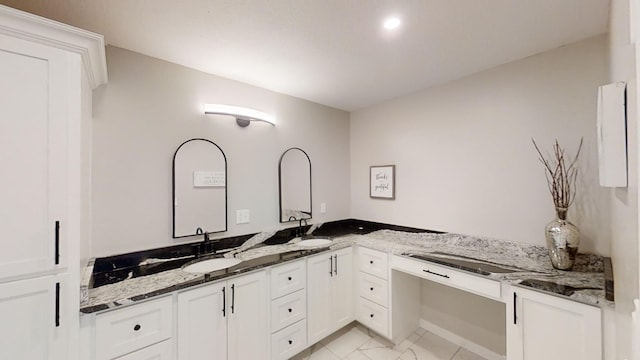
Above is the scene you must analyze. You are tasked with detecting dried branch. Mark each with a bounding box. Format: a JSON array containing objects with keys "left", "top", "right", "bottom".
[{"left": 531, "top": 138, "right": 583, "bottom": 217}]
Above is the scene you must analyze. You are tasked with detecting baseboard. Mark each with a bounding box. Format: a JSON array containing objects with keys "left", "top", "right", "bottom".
[{"left": 419, "top": 319, "right": 505, "bottom": 360}]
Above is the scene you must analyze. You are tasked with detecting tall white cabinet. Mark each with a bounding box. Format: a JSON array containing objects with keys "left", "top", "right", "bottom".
[{"left": 0, "top": 5, "right": 107, "bottom": 360}]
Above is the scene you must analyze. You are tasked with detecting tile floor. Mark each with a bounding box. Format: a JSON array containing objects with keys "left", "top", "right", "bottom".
[{"left": 290, "top": 323, "right": 488, "bottom": 360}]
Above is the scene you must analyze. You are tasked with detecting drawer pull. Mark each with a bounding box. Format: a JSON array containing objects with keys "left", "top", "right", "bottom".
[
  {"left": 369, "top": 260, "right": 373, "bottom": 264},
  {"left": 288, "top": 308, "right": 292, "bottom": 313},
  {"left": 288, "top": 276, "right": 292, "bottom": 281},
  {"left": 288, "top": 340, "right": 293, "bottom": 345},
  {"left": 370, "top": 287, "right": 374, "bottom": 291},
  {"left": 423, "top": 269, "right": 450, "bottom": 279},
  {"left": 133, "top": 324, "right": 141, "bottom": 331},
  {"left": 369, "top": 314, "right": 374, "bottom": 318}
]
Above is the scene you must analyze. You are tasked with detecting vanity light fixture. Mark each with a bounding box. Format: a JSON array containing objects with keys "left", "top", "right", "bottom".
[{"left": 204, "top": 104, "right": 276, "bottom": 127}]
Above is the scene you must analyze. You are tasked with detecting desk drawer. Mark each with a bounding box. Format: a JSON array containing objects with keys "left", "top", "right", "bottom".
[
  {"left": 358, "top": 247, "right": 388, "bottom": 279},
  {"left": 271, "top": 289, "right": 306, "bottom": 332},
  {"left": 358, "top": 272, "right": 388, "bottom": 307},
  {"left": 271, "top": 259, "right": 306, "bottom": 299},
  {"left": 391, "top": 255, "right": 501, "bottom": 300},
  {"left": 357, "top": 297, "right": 389, "bottom": 337},
  {"left": 95, "top": 296, "right": 173, "bottom": 360}
]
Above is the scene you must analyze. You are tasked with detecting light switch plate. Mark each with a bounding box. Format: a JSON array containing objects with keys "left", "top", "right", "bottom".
[{"left": 236, "top": 209, "right": 250, "bottom": 224}]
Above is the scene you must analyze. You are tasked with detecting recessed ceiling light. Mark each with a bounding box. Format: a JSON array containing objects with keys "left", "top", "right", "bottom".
[{"left": 383, "top": 17, "right": 401, "bottom": 30}]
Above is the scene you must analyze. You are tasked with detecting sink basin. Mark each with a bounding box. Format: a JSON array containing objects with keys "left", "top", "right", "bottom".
[
  {"left": 295, "top": 237, "right": 332, "bottom": 247},
  {"left": 182, "top": 258, "right": 242, "bottom": 273}
]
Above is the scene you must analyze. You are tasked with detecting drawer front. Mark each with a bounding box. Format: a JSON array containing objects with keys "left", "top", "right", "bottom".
[
  {"left": 391, "top": 255, "right": 502, "bottom": 300},
  {"left": 359, "top": 272, "right": 388, "bottom": 307},
  {"left": 358, "top": 247, "right": 388, "bottom": 279},
  {"left": 271, "top": 319, "right": 307, "bottom": 360},
  {"left": 95, "top": 296, "right": 173, "bottom": 360},
  {"left": 270, "top": 259, "right": 306, "bottom": 299},
  {"left": 114, "top": 339, "right": 173, "bottom": 360},
  {"left": 357, "top": 298, "right": 389, "bottom": 337},
  {"left": 271, "top": 289, "right": 306, "bottom": 332}
]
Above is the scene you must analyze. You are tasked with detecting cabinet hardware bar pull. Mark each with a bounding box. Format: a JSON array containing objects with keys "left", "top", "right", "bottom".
[
  {"left": 334, "top": 254, "right": 338, "bottom": 275},
  {"left": 222, "top": 286, "right": 226, "bottom": 317},
  {"left": 55, "top": 282, "right": 60, "bottom": 327},
  {"left": 513, "top": 292, "right": 517, "bottom": 325},
  {"left": 55, "top": 221, "right": 60, "bottom": 265},
  {"left": 231, "top": 284, "right": 235, "bottom": 314},
  {"left": 329, "top": 256, "right": 333, "bottom": 277},
  {"left": 422, "top": 269, "right": 449, "bottom": 279}
]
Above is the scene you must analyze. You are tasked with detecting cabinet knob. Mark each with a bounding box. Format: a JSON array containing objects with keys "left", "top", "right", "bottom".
[
  {"left": 370, "top": 287, "right": 374, "bottom": 291},
  {"left": 288, "top": 276, "right": 292, "bottom": 281},
  {"left": 133, "top": 324, "right": 141, "bottom": 331},
  {"left": 370, "top": 314, "right": 374, "bottom": 318},
  {"left": 288, "top": 308, "right": 292, "bottom": 313},
  {"left": 369, "top": 260, "right": 373, "bottom": 264},
  {"left": 288, "top": 340, "right": 293, "bottom": 345}
]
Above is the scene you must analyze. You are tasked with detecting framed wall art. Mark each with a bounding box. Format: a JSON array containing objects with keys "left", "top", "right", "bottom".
[{"left": 370, "top": 165, "right": 395, "bottom": 199}]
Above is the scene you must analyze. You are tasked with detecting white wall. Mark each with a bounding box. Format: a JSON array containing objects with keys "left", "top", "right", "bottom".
[
  {"left": 608, "top": 0, "right": 639, "bottom": 358},
  {"left": 351, "top": 35, "right": 610, "bottom": 255},
  {"left": 91, "top": 46, "right": 350, "bottom": 257}
]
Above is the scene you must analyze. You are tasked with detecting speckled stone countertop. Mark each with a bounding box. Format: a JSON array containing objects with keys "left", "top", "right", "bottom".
[{"left": 80, "top": 229, "right": 611, "bottom": 314}]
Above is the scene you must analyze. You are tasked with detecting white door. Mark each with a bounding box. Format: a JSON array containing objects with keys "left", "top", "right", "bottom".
[
  {"left": 332, "top": 247, "right": 354, "bottom": 329},
  {"left": 508, "top": 286, "right": 601, "bottom": 360},
  {"left": 0, "top": 276, "right": 61, "bottom": 360},
  {"left": 0, "top": 33, "right": 69, "bottom": 278},
  {"left": 227, "top": 271, "right": 268, "bottom": 360},
  {"left": 307, "top": 252, "right": 334, "bottom": 344},
  {"left": 177, "top": 282, "right": 227, "bottom": 360}
]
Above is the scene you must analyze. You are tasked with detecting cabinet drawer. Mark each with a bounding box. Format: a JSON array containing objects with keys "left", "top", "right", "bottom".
[
  {"left": 95, "top": 296, "right": 173, "bottom": 360},
  {"left": 270, "top": 259, "right": 306, "bottom": 299},
  {"left": 391, "top": 255, "right": 501, "bottom": 300},
  {"left": 358, "top": 247, "right": 388, "bottom": 279},
  {"left": 271, "top": 289, "right": 306, "bottom": 332},
  {"left": 114, "top": 339, "right": 172, "bottom": 360},
  {"left": 358, "top": 272, "right": 388, "bottom": 307},
  {"left": 271, "top": 319, "right": 307, "bottom": 360},
  {"left": 357, "top": 298, "right": 389, "bottom": 337}
]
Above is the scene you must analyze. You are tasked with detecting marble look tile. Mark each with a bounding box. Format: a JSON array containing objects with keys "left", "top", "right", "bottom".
[
  {"left": 320, "top": 324, "right": 374, "bottom": 358},
  {"left": 451, "top": 348, "right": 488, "bottom": 360},
  {"left": 291, "top": 344, "right": 340, "bottom": 360},
  {"left": 400, "top": 331, "right": 459, "bottom": 360},
  {"left": 356, "top": 336, "right": 404, "bottom": 360},
  {"left": 343, "top": 350, "right": 372, "bottom": 360}
]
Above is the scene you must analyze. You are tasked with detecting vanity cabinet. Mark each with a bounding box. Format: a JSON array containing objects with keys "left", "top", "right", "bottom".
[
  {"left": 0, "top": 5, "right": 107, "bottom": 360},
  {"left": 269, "top": 259, "right": 307, "bottom": 360},
  {"left": 177, "top": 270, "right": 268, "bottom": 360},
  {"left": 307, "top": 247, "right": 354, "bottom": 344},
  {"left": 507, "top": 285, "right": 602, "bottom": 360},
  {"left": 355, "top": 247, "right": 390, "bottom": 337}
]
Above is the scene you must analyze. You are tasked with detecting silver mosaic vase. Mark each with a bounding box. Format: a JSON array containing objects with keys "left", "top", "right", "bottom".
[{"left": 545, "top": 207, "right": 579, "bottom": 270}]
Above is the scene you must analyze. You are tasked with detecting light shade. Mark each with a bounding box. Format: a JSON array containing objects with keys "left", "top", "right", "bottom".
[{"left": 204, "top": 104, "right": 276, "bottom": 127}]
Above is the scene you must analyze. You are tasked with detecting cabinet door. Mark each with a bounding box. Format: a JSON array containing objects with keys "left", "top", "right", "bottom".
[
  {"left": 508, "top": 286, "right": 601, "bottom": 360},
  {"left": 227, "top": 271, "right": 268, "bottom": 360},
  {"left": 177, "top": 282, "right": 227, "bottom": 360},
  {"left": 0, "top": 33, "right": 70, "bottom": 278},
  {"left": 307, "top": 253, "right": 334, "bottom": 344},
  {"left": 0, "top": 276, "right": 61, "bottom": 360},
  {"left": 332, "top": 247, "right": 354, "bottom": 329}
]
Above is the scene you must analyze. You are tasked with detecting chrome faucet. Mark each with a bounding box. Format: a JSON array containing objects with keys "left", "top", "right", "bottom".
[{"left": 298, "top": 218, "right": 308, "bottom": 237}]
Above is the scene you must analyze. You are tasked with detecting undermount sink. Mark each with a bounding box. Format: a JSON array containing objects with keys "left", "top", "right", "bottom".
[
  {"left": 182, "top": 258, "right": 242, "bottom": 273},
  {"left": 295, "top": 237, "right": 333, "bottom": 247}
]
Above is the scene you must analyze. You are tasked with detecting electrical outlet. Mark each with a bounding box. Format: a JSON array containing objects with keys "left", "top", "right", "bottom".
[
  {"left": 320, "top": 203, "right": 327, "bottom": 214},
  {"left": 236, "top": 209, "right": 250, "bottom": 224}
]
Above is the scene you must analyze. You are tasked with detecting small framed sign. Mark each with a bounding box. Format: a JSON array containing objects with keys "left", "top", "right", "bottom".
[{"left": 370, "top": 165, "right": 395, "bottom": 199}]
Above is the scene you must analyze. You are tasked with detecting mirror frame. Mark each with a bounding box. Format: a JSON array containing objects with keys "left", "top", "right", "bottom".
[
  {"left": 278, "top": 147, "right": 312, "bottom": 223},
  {"left": 172, "top": 138, "right": 228, "bottom": 238}
]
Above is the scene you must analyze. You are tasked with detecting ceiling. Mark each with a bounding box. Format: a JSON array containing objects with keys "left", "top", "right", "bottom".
[{"left": 1, "top": 0, "right": 610, "bottom": 111}]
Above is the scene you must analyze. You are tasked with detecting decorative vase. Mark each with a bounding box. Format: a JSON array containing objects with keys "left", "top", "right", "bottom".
[{"left": 545, "top": 207, "right": 579, "bottom": 270}]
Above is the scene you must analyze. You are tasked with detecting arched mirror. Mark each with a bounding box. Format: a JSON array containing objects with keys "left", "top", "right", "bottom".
[
  {"left": 173, "top": 138, "right": 227, "bottom": 237},
  {"left": 279, "top": 147, "right": 312, "bottom": 223}
]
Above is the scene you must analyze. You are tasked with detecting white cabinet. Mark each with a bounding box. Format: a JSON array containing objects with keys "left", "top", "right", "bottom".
[
  {"left": 355, "top": 247, "right": 390, "bottom": 337},
  {"left": 114, "top": 340, "right": 172, "bottom": 360},
  {"left": 507, "top": 285, "right": 602, "bottom": 360},
  {"left": 307, "top": 247, "right": 354, "bottom": 344},
  {"left": 177, "top": 270, "right": 268, "bottom": 360},
  {"left": 0, "top": 6, "right": 107, "bottom": 360},
  {"left": 270, "top": 260, "right": 307, "bottom": 360}
]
